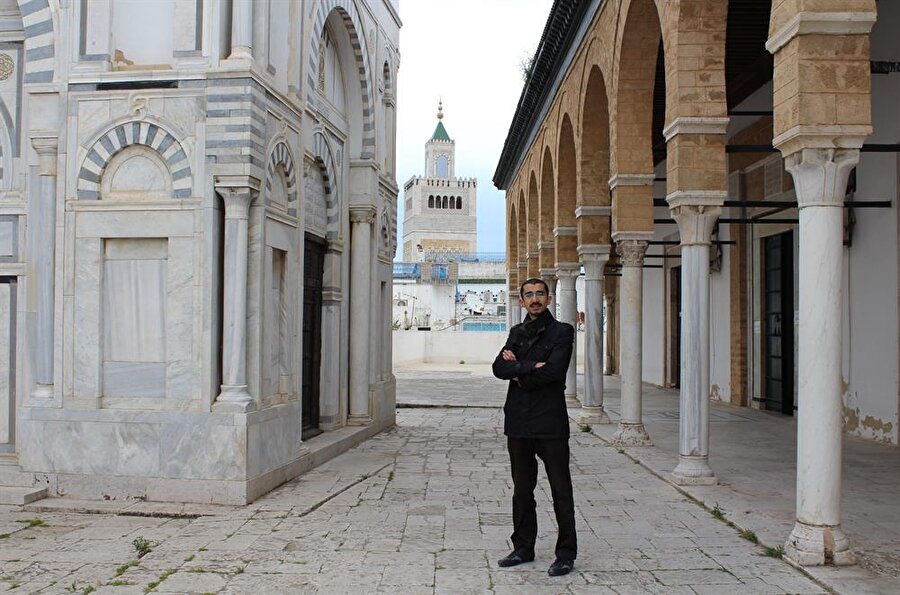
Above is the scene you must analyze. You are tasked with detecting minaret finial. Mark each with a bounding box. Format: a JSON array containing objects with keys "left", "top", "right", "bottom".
[{"left": 437, "top": 98, "right": 443, "bottom": 120}]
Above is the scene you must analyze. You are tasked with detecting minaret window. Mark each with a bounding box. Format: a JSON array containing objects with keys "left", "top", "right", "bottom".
[
  {"left": 442, "top": 196, "right": 448, "bottom": 209},
  {"left": 456, "top": 196, "right": 462, "bottom": 209},
  {"left": 428, "top": 195, "right": 434, "bottom": 208},
  {"left": 436, "top": 155, "right": 449, "bottom": 178}
]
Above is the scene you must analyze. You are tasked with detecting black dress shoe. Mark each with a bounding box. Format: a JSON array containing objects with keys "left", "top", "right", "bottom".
[
  {"left": 547, "top": 557, "right": 574, "bottom": 576},
  {"left": 497, "top": 549, "right": 535, "bottom": 567}
]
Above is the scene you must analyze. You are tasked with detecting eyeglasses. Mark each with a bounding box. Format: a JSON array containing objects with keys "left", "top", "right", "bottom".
[{"left": 522, "top": 291, "right": 547, "bottom": 299}]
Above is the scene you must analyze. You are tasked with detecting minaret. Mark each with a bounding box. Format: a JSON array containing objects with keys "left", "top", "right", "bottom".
[{"left": 401, "top": 101, "right": 478, "bottom": 261}]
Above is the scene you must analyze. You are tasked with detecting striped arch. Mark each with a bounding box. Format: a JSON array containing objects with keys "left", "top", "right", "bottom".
[
  {"left": 265, "top": 140, "right": 298, "bottom": 216},
  {"left": 307, "top": 1, "right": 375, "bottom": 160},
  {"left": 77, "top": 121, "right": 192, "bottom": 199},
  {"left": 19, "top": 0, "right": 56, "bottom": 84},
  {"left": 312, "top": 131, "right": 340, "bottom": 239}
]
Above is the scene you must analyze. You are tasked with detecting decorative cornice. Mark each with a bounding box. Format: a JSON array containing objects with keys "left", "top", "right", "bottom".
[
  {"left": 609, "top": 174, "right": 655, "bottom": 190},
  {"left": 766, "top": 12, "right": 877, "bottom": 55},
  {"left": 575, "top": 205, "right": 611, "bottom": 217},
  {"left": 553, "top": 226, "right": 577, "bottom": 237},
  {"left": 214, "top": 174, "right": 261, "bottom": 194},
  {"left": 772, "top": 126, "right": 871, "bottom": 157},
  {"left": 665, "top": 190, "right": 727, "bottom": 209},
  {"left": 663, "top": 117, "right": 729, "bottom": 142},
  {"left": 538, "top": 240, "right": 555, "bottom": 250},
  {"left": 578, "top": 243, "right": 611, "bottom": 259}
]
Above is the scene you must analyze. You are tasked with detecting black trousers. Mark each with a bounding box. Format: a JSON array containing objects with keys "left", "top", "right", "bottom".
[{"left": 507, "top": 436, "right": 577, "bottom": 560}]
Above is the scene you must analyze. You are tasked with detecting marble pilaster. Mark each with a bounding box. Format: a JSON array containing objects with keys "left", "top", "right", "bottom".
[
  {"left": 783, "top": 147, "right": 860, "bottom": 566},
  {"left": 668, "top": 194, "right": 723, "bottom": 486},
  {"left": 30, "top": 136, "right": 58, "bottom": 401},
  {"left": 611, "top": 236, "right": 652, "bottom": 446},
  {"left": 214, "top": 176, "right": 260, "bottom": 413},
  {"left": 578, "top": 245, "right": 611, "bottom": 425},
  {"left": 229, "top": 0, "right": 254, "bottom": 62},
  {"left": 556, "top": 265, "right": 580, "bottom": 407},
  {"left": 348, "top": 206, "right": 376, "bottom": 425}
]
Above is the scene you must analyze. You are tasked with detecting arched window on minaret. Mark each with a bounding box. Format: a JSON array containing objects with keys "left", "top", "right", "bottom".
[
  {"left": 436, "top": 155, "right": 449, "bottom": 178},
  {"left": 442, "top": 196, "right": 448, "bottom": 209},
  {"left": 428, "top": 195, "right": 434, "bottom": 208},
  {"left": 456, "top": 196, "right": 462, "bottom": 209}
]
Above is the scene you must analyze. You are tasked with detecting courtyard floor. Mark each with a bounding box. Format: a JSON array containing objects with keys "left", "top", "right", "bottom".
[{"left": 0, "top": 364, "right": 894, "bottom": 593}]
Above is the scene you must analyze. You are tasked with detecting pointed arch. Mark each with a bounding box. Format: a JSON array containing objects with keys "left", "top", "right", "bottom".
[
  {"left": 527, "top": 171, "right": 539, "bottom": 277},
  {"left": 579, "top": 64, "right": 612, "bottom": 245},
  {"left": 265, "top": 140, "right": 298, "bottom": 216},
  {"left": 539, "top": 147, "right": 556, "bottom": 270},
  {"left": 308, "top": 1, "right": 374, "bottom": 160},
  {"left": 556, "top": 113, "right": 578, "bottom": 264},
  {"left": 311, "top": 131, "right": 340, "bottom": 239}
]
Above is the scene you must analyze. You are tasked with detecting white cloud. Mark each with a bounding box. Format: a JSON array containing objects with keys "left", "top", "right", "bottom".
[{"left": 395, "top": 0, "right": 553, "bottom": 259}]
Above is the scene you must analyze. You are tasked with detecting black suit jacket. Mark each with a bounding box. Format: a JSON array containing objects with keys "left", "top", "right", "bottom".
[{"left": 492, "top": 309, "right": 574, "bottom": 439}]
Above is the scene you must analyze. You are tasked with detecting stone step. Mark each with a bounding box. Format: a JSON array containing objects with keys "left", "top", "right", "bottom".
[{"left": 0, "top": 485, "right": 48, "bottom": 505}]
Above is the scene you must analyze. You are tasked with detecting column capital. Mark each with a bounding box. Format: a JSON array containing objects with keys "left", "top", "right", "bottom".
[
  {"left": 539, "top": 267, "right": 557, "bottom": 281},
  {"left": 579, "top": 244, "right": 611, "bottom": 280},
  {"left": 349, "top": 205, "right": 377, "bottom": 224},
  {"left": 663, "top": 117, "right": 729, "bottom": 142},
  {"left": 215, "top": 175, "right": 259, "bottom": 219},
  {"left": 555, "top": 264, "right": 580, "bottom": 279},
  {"left": 615, "top": 238, "right": 648, "bottom": 268},
  {"left": 785, "top": 148, "right": 860, "bottom": 209},
  {"left": 31, "top": 134, "right": 58, "bottom": 176},
  {"left": 667, "top": 192, "right": 725, "bottom": 246}
]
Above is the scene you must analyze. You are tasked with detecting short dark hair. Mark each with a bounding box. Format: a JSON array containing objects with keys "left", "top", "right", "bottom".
[{"left": 519, "top": 277, "right": 550, "bottom": 298}]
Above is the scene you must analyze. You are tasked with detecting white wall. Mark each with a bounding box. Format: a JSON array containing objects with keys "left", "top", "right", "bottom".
[{"left": 642, "top": 267, "right": 665, "bottom": 386}]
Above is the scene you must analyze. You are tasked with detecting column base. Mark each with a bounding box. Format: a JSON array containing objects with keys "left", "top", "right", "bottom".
[
  {"left": 346, "top": 414, "right": 372, "bottom": 426},
  {"left": 565, "top": 394, "right": 581, "bottom": 408},
  {"left": 214, "top": 385, "right": 256, "bottom": 413},
  {"left": 672, "top": 455, "right": 717, "bottom": 485},
  {"left": 784, "top": 520, "right": 855, "bottom": 566},
  {"left": 31, "top": 383, "right": 54, "bottom": 400},
  {"left": 612, "top": 422, "right": 652, "bottom": 446},
  {"left": 578, "top": 406, "right": 611, "bottom": 426}
]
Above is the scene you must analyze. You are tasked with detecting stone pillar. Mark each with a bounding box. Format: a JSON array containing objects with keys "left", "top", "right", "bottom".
[
  {"left": 526, "top": 250, "right": 539, "bottom": 278},
  {"left": 556, "top": 266, "right": 580, "bottom": 407},
  {"left": 579, "top": 245, "right": 611, "bottom": 425},
  {"left": 229, "top": 0, "right": 254, "bottom": 62},
  {"left": 30, "top": 136, "right": 58, "bottom": 400},
  {"left": 766, "top": 4, "right": 875, "bottom": 566},
  {"left": 783, "top": 148, "right": 860, "bottom": 565},
  {"left": 668, "top": 195, "right": 723, "bottom": 485},
  {"left": 214, "top": 176, "right": 259, "bottom": 412},
  {"left": 348, "top": 206, "right": 376, "bottom": 425},
  {"left": 611, "top": 236, "right": 652, "bottom": 446}
]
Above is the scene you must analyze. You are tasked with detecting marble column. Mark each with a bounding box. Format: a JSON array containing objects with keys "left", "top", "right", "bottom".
[
  {"left": 668, "top": 195, "right": 723, "bottom": 485},
  {"left": 214, "top": 176, "right": 259, "bottom": 412},
  {"left": 348, "top": 206, "right": 376, "bottom": 425},
  {"left": 30, "top": 136, "right": 58, "bottom": 400},
  {"left": 539, "top": 267, "right": 557, "bottom": 315},
  {"left": 556, "top": 266, "right": 580, "bottom": 407},
  {"left": 783, "top": 148, "right": 859, "bottom": 566},
  {"left": 229, "top": 0, "right": 254, "bottom": 61},
  {"left": 611, "top": 237, "right": 652, "bottom": 446},
  {"left": 578, "top": 246, "right": 611, "bottom": 425}
]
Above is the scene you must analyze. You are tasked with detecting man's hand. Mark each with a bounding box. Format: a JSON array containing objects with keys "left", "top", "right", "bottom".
[
  {"left": 534, "top": 362, "right": 545, "bottom": 369},
  {"left": 502, "top": 349, "right": 517, "bottom": 361}
]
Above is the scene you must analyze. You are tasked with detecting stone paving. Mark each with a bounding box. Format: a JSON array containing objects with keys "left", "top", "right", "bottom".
[{"left": 0, "top": 364, "right": 870, "bottom": 593}]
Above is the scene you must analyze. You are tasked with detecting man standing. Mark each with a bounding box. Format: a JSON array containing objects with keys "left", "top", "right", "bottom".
[{"left": 492, "top": 277, "right": 577, "bottom": 577}]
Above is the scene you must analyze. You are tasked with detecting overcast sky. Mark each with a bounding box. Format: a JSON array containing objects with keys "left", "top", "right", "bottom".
[{"left": 394, "top": 0, "right": 554, "bottom": 260}]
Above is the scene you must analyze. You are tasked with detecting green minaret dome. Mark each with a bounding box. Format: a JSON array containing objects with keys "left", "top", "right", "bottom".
[{"left": 431, "top": 120, "right": 450, "bottom": 141}]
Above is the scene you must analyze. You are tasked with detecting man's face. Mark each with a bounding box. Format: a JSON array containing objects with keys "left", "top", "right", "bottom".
[{"left": 520, "top": 282, "right": 551, "bottom": 318}]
